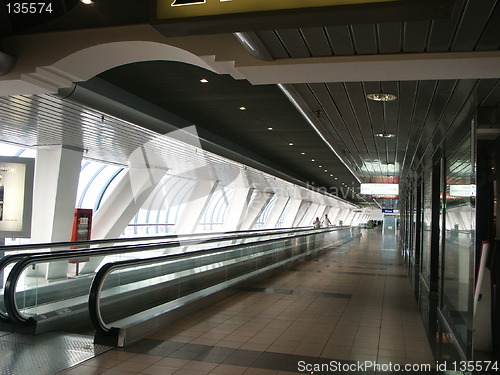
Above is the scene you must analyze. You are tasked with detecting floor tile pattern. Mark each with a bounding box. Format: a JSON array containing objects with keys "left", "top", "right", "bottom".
[{"left": 60, "top": 229, "right": 437, "bottom": 374}]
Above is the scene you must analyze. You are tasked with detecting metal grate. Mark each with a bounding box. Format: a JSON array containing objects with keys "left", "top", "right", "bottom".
[{"left": 0, "top": 332, "right": 112, "bottom": 375}]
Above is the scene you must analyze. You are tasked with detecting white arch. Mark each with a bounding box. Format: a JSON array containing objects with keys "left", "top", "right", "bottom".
[
  {"left": 51, "top": 40, "right": 218, "bottom": 82},
  {"left": 2, "top": 40, "right": 222, "bottom": 96}
]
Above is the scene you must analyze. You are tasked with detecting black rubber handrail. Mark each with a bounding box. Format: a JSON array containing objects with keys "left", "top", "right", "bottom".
[
  {"left": 0, "top": 226, "right": 300, "bottom": 252},
  {"left": 88, "top": 227, "right": 338, "bottom": 334},
  {"left": 3, "top": 227, "right": 317, "bottom": 323},
  {"left": 0, "top": 226, "right": 304, "bottom": 303}
]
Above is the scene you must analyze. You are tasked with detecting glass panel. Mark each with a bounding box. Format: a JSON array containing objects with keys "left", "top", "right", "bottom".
[
  {"left": 442, "top": 133, "right": 475, "bottom": 348},
  {"left": 5, "top": 228, "right": 357, "bottom": 328},
  {"left": 96, "top": 227, "right": 358, "bottom": 327},
  {"left": 421, "top": 174, "right": 432, "bottom": 281}
]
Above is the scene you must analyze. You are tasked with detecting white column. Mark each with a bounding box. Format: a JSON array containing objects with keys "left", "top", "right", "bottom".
[
  {"left": 31, "top": 145, "right": 83, "bottom": 279},
  {"left": 300, "top": 202, "right": 319, "bottom": 227},
  {"left": 281, "top": 199, "right": 302, "bottom": 228},
  {"left": 292, "top": 200, "right": 312, "bottom": 227},
  {"left": 80, "top": 168, "right": 167, "bottom": 274},
  {"left": 239, "top": 191, "right": 273, "bottom": 230},
  {"left": 331, "top": 208, "right": 345, "bottom": 226},
  {"left": 174, "top": 179, "right": 219, "bottom": 234},
  {"left": 264, "top": 196, "right": 289, "bottom": 229},
  {"left": 91, "top": 169, "right": 166, "bottom": 239},
  {"left": 222, "top": 187, "right": 253, "bottom": 232},
  {"left": 327, "top": 207, "right": 340, "bottom": 225}
]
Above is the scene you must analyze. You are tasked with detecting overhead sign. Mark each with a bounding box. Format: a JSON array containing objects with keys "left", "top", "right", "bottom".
[
  {"left": 0, "top": 157, "right": 35, "bottom": 238},
  {"left": 158, "top": 0, "right": 398, "bottom": 19},
  {"left": 153, "top": 0, "right": 455, "bottom": 36},
  {"left": 449, "top": 184, "right": 476, "bottom": 197},
  {"left": 360, "top": 183, "right": 399, "bottom": 196}
]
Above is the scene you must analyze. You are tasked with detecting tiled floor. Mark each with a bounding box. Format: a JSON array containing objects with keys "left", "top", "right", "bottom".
[{"left": 60, "top": 229, "right": 437, "bottom": 375}]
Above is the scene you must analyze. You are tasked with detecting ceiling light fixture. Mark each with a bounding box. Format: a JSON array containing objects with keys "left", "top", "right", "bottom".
[
  {"left": 267, "top": 127, "right": 273, "bottom": 131},
  {"left": 289, "top": 142, "right": 294, "bottom": 146},
  {"left": 239, "top": 106, "right": 247, "bottom": 111},
  {"left": 200, "top": 78, "right": 209, "bottom": 83},
  {"left": 301, "top": 152, "right": 306, "bottom": 155},
  {"left": 311, "top": 159, "right": 315, "bottom": 162},
  {"left": 375, "top": 133, "right": 396, "bottom": 138},
  {"left": 80, "top": 0, "right": 93, "bottom": 3},
  {"left": 367, "top": 93, "right": 397, "bottom": 102}
]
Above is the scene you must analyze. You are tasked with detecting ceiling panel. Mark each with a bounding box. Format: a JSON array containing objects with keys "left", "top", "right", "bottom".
[
  {"left": 476, "top": 4, "right": 500, "bottom": 50},
  {"left": 350, "top": 24, "right": 378, "bottom": 54},
  {"left": 403, "top": 21, "right": 431, "bottom": 52},
  {"left": 274, "top": 29, "right": 310, "bottom": 58},
  {"left": 377, "top": 23, "right": 402, "bottom": 54},
  {"left": 324, "top": 26, "right": 355, "bottom": 56},
  {"left": 300, "top": 27, "right": 333, "bottom": 57},
  {"left": 251, "top": 0, "right": 498, "bottom": 59},
  {"left": 451, "top": 0, "right": 498, "bottom": 51},
  {"left": 480, "top": 80, "right": 500, "bottom": 107},
  {"left": 254, "top": 30, "right": 290, "bottom": 59},
  {"left": 426, "top": 0, "right": 466, "bottom": 51}
]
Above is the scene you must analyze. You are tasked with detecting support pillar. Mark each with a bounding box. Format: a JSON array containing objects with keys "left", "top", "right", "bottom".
[
  {"left": 31, "top": 145, "right": 83, "bottom": 279},
  {"left": 300, "top": 202, "right": 319, "bottom": 227},
  {"left": 222, "top": 187, "right": 253, "bottom": 232},
  {"left": 263, "top": 196, "right": 289, "bottom": 229},
  {"left": 80, "top": 167, "right": 167, "bottom": 274},
  {"left": 281, "top": 199, "right": 303, "bottom": 228},
  {"left": 239, "top": 191, "right": 273, "bottom": 230},
  {"left": 292, "top": 201, "right": 312, "bottom": 227},
  {"left": 174, "top": 180, "right": 219, "bottom": 235}
]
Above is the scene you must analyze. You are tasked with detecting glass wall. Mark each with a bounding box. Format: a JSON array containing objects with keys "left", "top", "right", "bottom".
[
  {"left": 441, "top": 133, "right": 475, "bottom": 352},
  {"left": 421, "top": 174, "right": 432, "bottom": 282}
]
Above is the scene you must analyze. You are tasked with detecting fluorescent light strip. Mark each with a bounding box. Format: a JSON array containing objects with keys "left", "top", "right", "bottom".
[{"left": 278, "top": 84, "right": 362, "bottom": 184}]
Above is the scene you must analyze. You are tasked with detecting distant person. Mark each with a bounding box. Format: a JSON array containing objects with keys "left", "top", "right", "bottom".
[
  {"left": 322, "top": 214, "right": 332, "bottom": 227},
  {"left": 313, "top": 217, "right": 321, "bottom": 229}
]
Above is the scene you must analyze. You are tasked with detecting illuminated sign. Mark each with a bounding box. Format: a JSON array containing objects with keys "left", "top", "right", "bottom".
[
  {"left": 158, "top": 0, "right": 399, "bottom": 19},
  {"left": 360, "top": 183, "right": 399, "bottom": 196},
  {"left": 0, "top": 157, "right": 35, "bottom": 238},
  {"left": 449, "top": 184, "right": 476, "bottom": 197},
  {"left": 153, "top": 0, "right": 454, "bottom": 36}
]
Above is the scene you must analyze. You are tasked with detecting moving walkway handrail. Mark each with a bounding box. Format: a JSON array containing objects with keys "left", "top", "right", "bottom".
[
  {"left": 88, "top": 227, "right": 338, "bottom": 334},
  {"left": 0, "top": 227, "right": 299, "bottom": 252},
  {"left": 0, "top": 226, "right": 306, "bottom": 298},
  {"left": 0, "top": 226, "right": 300, "bottom": 286},
  {"left": 2, "top": 227, "right": 318, "bottom": 324}
]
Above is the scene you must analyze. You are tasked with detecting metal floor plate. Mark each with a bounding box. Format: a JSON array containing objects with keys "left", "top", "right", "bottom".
[{"left": 0, "top": 331, "right": 113, "bottom": 375}]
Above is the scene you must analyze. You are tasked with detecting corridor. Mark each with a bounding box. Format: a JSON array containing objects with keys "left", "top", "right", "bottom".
[{"left": 61, "top": 229, "right": 435, "bottom": 375}]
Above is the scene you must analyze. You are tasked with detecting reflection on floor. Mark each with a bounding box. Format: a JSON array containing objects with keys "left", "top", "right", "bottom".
[{"left": 1, "top": 229, "right": 439, "bottom": 374}]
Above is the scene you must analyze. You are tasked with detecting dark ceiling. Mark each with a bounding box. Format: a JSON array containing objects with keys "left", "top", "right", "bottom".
[
  {"left": 1, "top": 0, "right": 499, "bottom": 207},
  {"left": 93, "top": 61, "right": 357, "bottom": 198}
]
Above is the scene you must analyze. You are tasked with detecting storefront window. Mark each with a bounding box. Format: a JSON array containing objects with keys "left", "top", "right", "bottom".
[{"left": 441, "top": 133, "right": 475, "bottom": 350}]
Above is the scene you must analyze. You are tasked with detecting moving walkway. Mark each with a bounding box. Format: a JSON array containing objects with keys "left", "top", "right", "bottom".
[{"left": 0, "top": 227, "right": 360, "bottom": 346}]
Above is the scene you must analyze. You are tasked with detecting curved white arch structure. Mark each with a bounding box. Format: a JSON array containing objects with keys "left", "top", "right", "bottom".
[{"left": 18, "top": 40, "right": 220, "bottom": 95}]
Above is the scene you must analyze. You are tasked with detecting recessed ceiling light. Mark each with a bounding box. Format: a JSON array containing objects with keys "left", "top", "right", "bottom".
[
  {"left": 367, "top": 93, "right": 397, "bottom": 102},
  {"left": 318, "top": 165, "right": 322, "bottom": 168},
  {"left": 80, "top": 0, "right": 93, "bottom": 3},
  {"left": 267, "top": 127, "right": 273, "bottom": 131},
  {"left": 375, "top": 133, "right": 396, "bottom": 138},
  {"left": 324, "top": 169, "right": 328, "bottom": 172},
  {"left": 330, "top": 174, "right": 333, "bottom": 177},
  {"left": 301, "top": 152, "right": 306, "bottom": 155},
  {"left": 239, "top": 106, "right": 247, "bottom": 111},
  {"left": 311, "top": 159, "right": 315, "bottom": 162},
  {"left": 289, "top": 142, "right": 294, "bottom": 146},
  {"left": 200, "top": 78, "right": 209, "bottom": 83}
]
